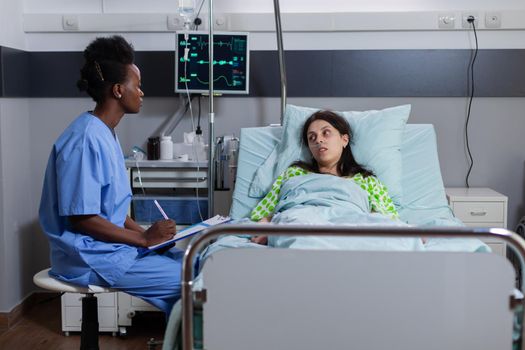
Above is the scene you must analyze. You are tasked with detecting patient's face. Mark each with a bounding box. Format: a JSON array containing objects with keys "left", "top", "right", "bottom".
[{"left": 306, "top": 119, "right": 349, "bottom": 170}]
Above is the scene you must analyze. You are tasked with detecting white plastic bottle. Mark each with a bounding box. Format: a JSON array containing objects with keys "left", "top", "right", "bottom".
[{"left": 160, "top": 136, "right": 174, "bottom": 160}]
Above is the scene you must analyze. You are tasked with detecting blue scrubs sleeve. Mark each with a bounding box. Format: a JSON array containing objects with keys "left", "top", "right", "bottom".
[{"left": 56, "top": 142, "right": 104, "bottom": 216}]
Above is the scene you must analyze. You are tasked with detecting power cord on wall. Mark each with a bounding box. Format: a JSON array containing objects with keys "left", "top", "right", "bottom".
[{"left": 465, "top": 15, "right": 479, "bottom": 188}]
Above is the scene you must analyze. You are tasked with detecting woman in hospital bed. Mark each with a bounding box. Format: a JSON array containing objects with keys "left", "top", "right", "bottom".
[{"left": 248, "top": 110, "right": 418, "bottom": 249}]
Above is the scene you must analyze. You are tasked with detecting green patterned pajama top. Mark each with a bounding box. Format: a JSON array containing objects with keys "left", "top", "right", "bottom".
[{"left": 250, "top": 165, "right": 399, "bottom": 221}]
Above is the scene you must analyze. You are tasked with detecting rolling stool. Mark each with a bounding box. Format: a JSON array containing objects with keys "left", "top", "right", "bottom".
[{"left": 33, "top": 268, "right": 115, "bottom": 350}]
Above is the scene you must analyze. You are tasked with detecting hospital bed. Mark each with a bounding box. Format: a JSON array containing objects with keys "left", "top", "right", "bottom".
[{"left": 160, "top": 122, "right": 525, "bottom": 350}]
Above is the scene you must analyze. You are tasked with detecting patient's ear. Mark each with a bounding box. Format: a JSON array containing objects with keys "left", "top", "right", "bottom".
[{"left": 342, "top": 134, "right": 349, "bottom": 147}]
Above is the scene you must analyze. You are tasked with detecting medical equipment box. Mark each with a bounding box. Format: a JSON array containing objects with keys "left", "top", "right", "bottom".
[{"left": 132, "top": 196, "right": 208, "bottom": 225}]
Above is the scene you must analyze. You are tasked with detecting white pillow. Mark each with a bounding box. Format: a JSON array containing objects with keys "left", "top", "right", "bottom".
[{"left": 248, "top": 104, "right": 411, "bottom": 206}]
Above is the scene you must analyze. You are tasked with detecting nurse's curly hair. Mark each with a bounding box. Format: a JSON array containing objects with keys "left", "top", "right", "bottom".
[{"left": 77, "top": 35, "right": 135, "bottom": 103}]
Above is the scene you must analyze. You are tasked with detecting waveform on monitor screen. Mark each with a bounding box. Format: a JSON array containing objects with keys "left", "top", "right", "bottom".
[{"left": 195, "top": 75, "right": 244, "bottom": 87}]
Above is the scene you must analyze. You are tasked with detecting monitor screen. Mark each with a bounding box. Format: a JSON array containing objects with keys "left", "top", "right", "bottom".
[{"left": 175, "top": 31, "right": 249, "bottom": 95}]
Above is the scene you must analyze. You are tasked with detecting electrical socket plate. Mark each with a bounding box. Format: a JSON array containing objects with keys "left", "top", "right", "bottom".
[
  {"left": 215, "top": 15, "right": 227, "bottom": 29},
  {"left": 485, "top": 12, "right": 502, "bottom": 29},
  {"left": 62, "top": 15, "right": 79, "bottom": 31},
  {"left": 167, "top": 14, "right": 182, "bottom": 31},
  {"left": 438, "top": 13, "right": 455, "bottom": 29},
  {"left": 462, "top": 12, "right": 479, "bottom": 29}
]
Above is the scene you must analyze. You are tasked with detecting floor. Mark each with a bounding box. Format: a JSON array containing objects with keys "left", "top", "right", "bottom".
[{"left": 0, "top": 294, "right": 166, "bottom": 350}]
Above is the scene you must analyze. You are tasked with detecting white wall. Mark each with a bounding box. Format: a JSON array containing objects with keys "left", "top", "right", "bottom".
[
  {"left": 0, "top": 0, "right": 29, "bottom": 313},
  {"left": 212, "top": 0, "right": 525, "bottom": 12},
  {"left": 21, "top": 0, "right": 525, "bottom": 51},
  {"left": 0, "top": 1, "right": 25, "bottom": 49},
  {"left": 0, "top": 99, "right": 36, "bottom": 312},
  {"left": 22, "top": 0, "right": 525, "bottom": 13}
]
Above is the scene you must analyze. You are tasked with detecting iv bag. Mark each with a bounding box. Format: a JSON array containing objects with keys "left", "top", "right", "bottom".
[{"left": 179, "top": 0, "right": 195, "bottom": 18}]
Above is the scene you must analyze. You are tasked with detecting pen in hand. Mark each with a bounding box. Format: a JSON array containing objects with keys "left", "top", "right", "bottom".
[{"left": 154, "top": 200, "right": 169, "bottom": 220}]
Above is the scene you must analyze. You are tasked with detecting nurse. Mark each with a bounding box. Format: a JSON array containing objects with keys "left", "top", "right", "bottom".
[{"left": 39, "top": 35, "right": 182, "bottom": 315}]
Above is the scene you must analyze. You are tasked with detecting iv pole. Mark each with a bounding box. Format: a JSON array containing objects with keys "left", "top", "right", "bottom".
[
  {"left": 207, "top": 0, "right": 215, "bottom": 218},
  {"left": 273, "top": 0, "right": 287, "bottom": 125}
]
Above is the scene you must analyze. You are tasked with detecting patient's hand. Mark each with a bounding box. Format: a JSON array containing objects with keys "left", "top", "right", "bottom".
[
  {"left": 251, "top": 235, "right": 268, "bottom": 245},
  {"left": 258, "top": 216, "right": 272, "bottom": 223},
  {"left": 250, "top": 216, "right": 272, "bottom": 245}
]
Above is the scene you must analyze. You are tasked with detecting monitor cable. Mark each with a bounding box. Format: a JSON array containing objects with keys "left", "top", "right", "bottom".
[
  {"left": 183, "top": 35, "right": 205, "bottom": 221},
  {"left": 465, "top": 16, "right": 478, "bottom": 188},
  {"left": 194, "top": 0, "right": 205, "bottom": 29}
]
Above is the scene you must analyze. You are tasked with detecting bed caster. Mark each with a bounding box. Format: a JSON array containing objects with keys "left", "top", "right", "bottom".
[
  {"left": 147, "top": 337, "right": 163, "bottom": 350},
  {"left": 112, "top": 331, "right": 117, "bottom": 337},
  {"left": 118, "top": 326, "right": 127, "bottom": 337},
  {"left": 64, "top": 331, "right": 70, "bottom": 337}
]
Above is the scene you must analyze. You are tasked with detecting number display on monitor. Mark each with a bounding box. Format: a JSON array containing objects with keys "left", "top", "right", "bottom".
[{"left": 175, "top": 31, "right": 249, "bottom": 94}]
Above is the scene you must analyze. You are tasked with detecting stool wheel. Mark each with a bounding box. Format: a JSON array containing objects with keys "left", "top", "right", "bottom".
[{"left": 119, "top": 326, "right": 127, "bottom": 337}]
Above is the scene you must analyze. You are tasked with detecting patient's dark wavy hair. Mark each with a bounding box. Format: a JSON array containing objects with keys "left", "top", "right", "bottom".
[
  {"left": 293, "top": 110, "right": 374, "bottom": 178},
  {"left": 77, "top": 35, "right": 135, "bottom": 103}
]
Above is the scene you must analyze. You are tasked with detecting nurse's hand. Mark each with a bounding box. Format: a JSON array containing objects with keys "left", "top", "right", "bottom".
[{"left": 144, "top": 219, "right": 176, "bottom": 246}]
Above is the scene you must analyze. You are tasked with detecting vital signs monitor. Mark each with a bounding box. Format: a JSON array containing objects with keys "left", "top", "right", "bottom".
[{"left": 175, "top": 31, "right": 249, "bottom": 95}]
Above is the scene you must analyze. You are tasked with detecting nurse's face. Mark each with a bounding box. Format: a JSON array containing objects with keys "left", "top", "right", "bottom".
[{"left": 118, "top": 64, "right": 144, "bottom": 114}]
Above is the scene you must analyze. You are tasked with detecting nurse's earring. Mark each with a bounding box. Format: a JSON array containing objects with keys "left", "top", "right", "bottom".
[{"left": 113, "top": 84, "right": 122, "bottom": 99}]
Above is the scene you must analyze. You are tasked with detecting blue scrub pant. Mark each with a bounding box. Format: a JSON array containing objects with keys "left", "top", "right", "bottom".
[{"left": 110, "top": 248, "right": 184, "bottom": 316}]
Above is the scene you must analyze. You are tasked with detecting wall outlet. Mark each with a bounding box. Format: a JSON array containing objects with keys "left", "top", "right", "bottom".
[
  {"left": 462, "top": 12, "right": 479, "bottom": 29},
  {"left": 62, "top": 15, "right": 79, "bottom": 31},
  {"left": 438, "top": 13, "right": 455, "bottom": 29},
  {"left": 485, "top": 12, "right": 502, "bottom": 29},
  {"left": 167, "top": 14, "right": 182, "bottom": 31},
  {"left": 215, "top": 15, "right": 227, "bottom": 29}
]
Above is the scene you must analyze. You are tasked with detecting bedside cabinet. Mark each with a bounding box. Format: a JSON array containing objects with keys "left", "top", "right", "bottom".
[
  {"left": 445, "top": 187, "right": 508, "bottom": 256},
  {"left": 61, "top": 292, "right": 118, "bottom": 335}
]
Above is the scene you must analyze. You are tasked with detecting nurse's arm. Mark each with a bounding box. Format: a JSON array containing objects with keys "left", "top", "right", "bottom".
[
  {"left": 124, "top": 215, "right": 146, "bottom": 233},
  {"left": 69, "top": 214, "right": 175, "bottom": 248}
]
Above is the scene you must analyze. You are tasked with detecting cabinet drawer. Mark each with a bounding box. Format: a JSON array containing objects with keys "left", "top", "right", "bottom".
[
  {"left": 131, "top": 169, "right": 207, "bottom": 188},
  {"left": 62, "top": 306, "right": 117, "bottom": 330},
  {"left": 63, "top": 292, "right": 116, "bottom": 307},
  {"left": 452, "top": 202, "right": 504, "bottom": 223},
  {"left": 463, "top": 222, "right": 506, "bottom": 229}
]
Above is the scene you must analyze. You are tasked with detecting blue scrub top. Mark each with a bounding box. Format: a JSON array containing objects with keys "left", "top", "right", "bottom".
[{"left": 39, "top": 112, "right": 138, "bottom": 286}]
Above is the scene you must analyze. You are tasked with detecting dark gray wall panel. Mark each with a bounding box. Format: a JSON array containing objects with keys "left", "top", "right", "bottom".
[
  {"left": 330, "top": 50, "right": 470, "bottom": 97},
  {"left": 260, "top": 50, "right": 525, "bottom": 97},
  {"left": 2, "top": 47, "right": 525, "bottom": 98},
  {"left": 0, "top": 47, "right": 30, "bottom": 97},
  {"left": 0, "top": 48, "right": 3, "bottom": 96},
  {"left": 134, "top": 51, "right": 177, "bottom": 97},
  {"left": 28, "top": 52, "right": 84, "bottom": 98}
]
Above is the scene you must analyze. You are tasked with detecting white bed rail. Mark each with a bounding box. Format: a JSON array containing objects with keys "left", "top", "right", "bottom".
[{"left": 181, "top": 225, "right": 525, "bottom": 350}]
